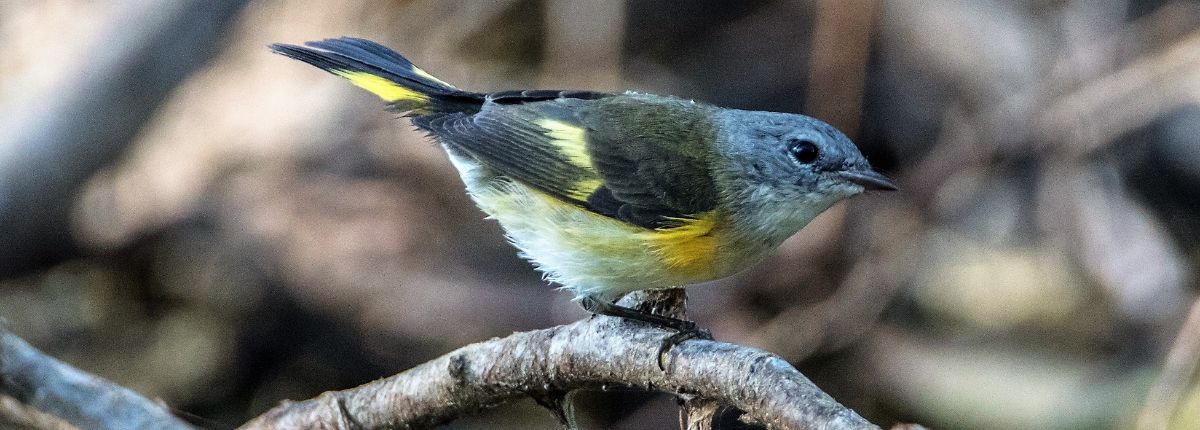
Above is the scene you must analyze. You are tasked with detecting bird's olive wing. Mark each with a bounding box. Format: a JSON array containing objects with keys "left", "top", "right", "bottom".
[
  {"left": 421, "top": 95, "right": 718, "bottom": 229},
  {"left": 580, "top": 96, "right": 719, "bottom": 228}
]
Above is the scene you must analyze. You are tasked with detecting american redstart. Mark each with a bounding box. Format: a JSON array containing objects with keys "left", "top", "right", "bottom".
[{"left": 271, "top": 37, "right": 895, "bottom": 350}]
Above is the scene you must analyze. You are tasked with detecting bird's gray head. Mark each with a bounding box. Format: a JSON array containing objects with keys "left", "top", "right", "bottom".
[{"left": 712, "top": 109, "right": 895, "bottom": 238}]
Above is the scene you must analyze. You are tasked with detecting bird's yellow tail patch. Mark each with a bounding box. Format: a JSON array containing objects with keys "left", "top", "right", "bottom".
[
  {"left": 271, "top": 38, "right": 468, "bottom": 114},
  {"left": 409, "top": 66, "right": 456, "bottom": 89},
  {"left": 333, "top": 70, "right": 430, "bottom": 104}
]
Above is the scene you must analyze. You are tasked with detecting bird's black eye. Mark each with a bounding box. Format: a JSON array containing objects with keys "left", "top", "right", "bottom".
[{"left": 788, "top": 139, "right": 820, "bottom": 164}]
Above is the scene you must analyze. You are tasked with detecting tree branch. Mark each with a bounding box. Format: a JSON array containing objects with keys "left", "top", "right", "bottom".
[
  {"left": 0, "top": 328, "right": 194, "bottom": 430},
  {"left": 242, "top": 291, "right": 879, "bottom": 430},
  {"left": 1137, "top": 296, "right": 1200, "bottom": 430},
  {"left": 0, "top": 394, "right": 78, "bottom": 430},
  {"left": 1, "top": 290, "right": 880, "bottom": 429}
]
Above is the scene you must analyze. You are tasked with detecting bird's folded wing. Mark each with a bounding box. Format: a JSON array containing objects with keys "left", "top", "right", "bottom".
[{"left": 423, "top": 95, "right": 719, "bottom": 229}]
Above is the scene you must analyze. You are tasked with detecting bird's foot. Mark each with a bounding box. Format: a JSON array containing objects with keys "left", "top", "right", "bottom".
[
  {"left": 656, "top": 321, "right": 712, "bottom": 371},
  {"left": 579, "top": 295, "right": 713, "bottom": 371}
]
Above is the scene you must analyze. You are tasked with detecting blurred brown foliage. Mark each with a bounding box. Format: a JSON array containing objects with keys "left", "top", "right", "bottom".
[{"left": 3, "top": 1, "right": 1200, "bottom": 429}]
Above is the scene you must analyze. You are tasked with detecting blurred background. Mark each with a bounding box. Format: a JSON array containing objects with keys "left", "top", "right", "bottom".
[{"left": 2, "top": 0, "right": 1200, "bottom": 429}]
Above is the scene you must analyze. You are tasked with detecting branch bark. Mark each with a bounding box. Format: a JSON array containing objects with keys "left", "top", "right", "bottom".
[
  {"left": 0, "top": 328, "right": 195, "bottom": 430},
  {"left": 1, "top": 291, "right": 879, "bottom": 430},
  {"left": 0, "top": 394, "right": 79, "bottom": 430},
  {"left": 242, "top": 291, "right": 879, "bottom": 430}
]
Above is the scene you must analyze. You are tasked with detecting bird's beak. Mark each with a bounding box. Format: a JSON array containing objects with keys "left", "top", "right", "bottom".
[{"left": 839, "top": 170, "right": 898, "bottom": 191}]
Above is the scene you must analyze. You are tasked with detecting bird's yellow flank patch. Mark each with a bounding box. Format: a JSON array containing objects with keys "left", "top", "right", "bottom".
[
  {"left": 537, "top": 118, "right": 603, "bottom": 200},
  {"left": 332, "top": 70, "right": 429, "bottom": 103},
  {"left": 640, "top": 213, "right": 719, "bottom": 278}
]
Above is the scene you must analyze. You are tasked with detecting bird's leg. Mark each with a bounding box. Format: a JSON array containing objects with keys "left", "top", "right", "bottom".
[
  {"left": 579, "top": 295, "right": 694, "bottom": 330},
  {"left": 530, "top": 389, "right": 578, "bottom": 430},
  {"left": 579, "top": 296, "right": 712, "bottom": 370}
]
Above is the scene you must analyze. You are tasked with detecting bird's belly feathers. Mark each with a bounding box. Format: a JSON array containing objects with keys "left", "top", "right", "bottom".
[{"left": 444, "top": 149, "right": 750, "bottom": 300}]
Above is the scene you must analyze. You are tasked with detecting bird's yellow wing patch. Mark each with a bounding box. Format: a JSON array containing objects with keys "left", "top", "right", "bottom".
[
  {"left": 537, "top": 119, "right": 593, "bottom": 169},
  {"left": 332, "top": 70, "right": 429, "bottom": 103},
  {"left": 566, "top": 179, "right": 604, "bottom": 201},
  {"left": 536, "top": 118, "right": 602, "bottom": 200}
]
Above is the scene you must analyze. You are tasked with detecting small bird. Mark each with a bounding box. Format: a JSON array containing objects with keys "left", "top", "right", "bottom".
[{"left": 271, "top": 37, "right": 895, "bottom": 351}]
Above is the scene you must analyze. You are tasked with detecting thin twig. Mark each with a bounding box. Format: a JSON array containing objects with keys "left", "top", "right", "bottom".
[
  {"left": 0, "top": 394, "right": 78, "bottom": 430},
  {"left": 1138, "top": 297, "right": 1200, "bottom": 430},
  {"left": 0, "top": 328, "right": 195, "bottom": 430},
  {"left": 682, "top": 398, "right": 721, "bottom": 430}
]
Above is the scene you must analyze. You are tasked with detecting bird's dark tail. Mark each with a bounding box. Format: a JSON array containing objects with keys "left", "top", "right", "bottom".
[{"left": 270, "top": 37, "right": 483, "bottom": 114}]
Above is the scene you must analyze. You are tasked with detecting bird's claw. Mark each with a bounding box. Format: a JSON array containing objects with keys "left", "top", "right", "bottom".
[{"left": 656, "top": 323, "right": 713, "bottom": 371}]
